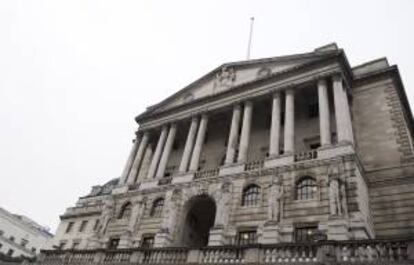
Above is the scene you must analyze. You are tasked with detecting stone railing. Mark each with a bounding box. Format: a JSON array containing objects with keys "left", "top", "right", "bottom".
[
  {"left": 39, "top": 238, "right": 414, "bottom": 265},
  {"left": 62, "top": 204, "right": 103, "bottom": 218},
  {"left": 194, "top": 168, "right": 219, "bottom": 179},
  {"left": 294, "top": 150, "right": 318, "bottom": 162},
  {"left": 245, "top": 159, "right": 264, "bottom": 171}
]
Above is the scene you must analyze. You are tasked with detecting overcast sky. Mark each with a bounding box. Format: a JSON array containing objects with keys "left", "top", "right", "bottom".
[{"left": 1, "top": 0, "right": 413, "bottom": 232}]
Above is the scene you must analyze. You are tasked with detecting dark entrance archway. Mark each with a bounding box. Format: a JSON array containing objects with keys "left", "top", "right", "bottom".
[{"left": 177, "top": 195, "right": 216, "bottom": 247}]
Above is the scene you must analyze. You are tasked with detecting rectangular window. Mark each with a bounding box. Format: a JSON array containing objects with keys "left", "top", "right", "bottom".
[
  {"left": 72, "top": 241, "right": 80, "bottom": 249},
  {"left": 7, "top": 249, "right": 14, "bottom": 256},
  {"left": 59, "top": 242, "right": 66, "bottom": 250},
  {"left": 294, "top": 226, "right": 318, "bottom": 242},
  {"left": 308, "top": 103, "right": 319, "bottom": 118},
  {"left": 141, "top": 235, "right": 155, "bottom": 249},
  {"left": 0, "top": 230, "right": 4, "bottom": 236},
  {"left": 79, "top": 220, "right": 88, "bottom": 232},
  {"left": 65, "top": 222, "right": 75, "bottom": 233},
  {"left": 21, "top": 239, "right": 29, "bottom": 247},
  {"left": 31, "top": 247, "right": 37, "bottom": 253},
  {"left": 108, "top": 238, "right": 120, "bottom": 249},
  {"left": 0, "top": 243, "right": 3, "bottom": 249},
  {"left": 9, "top": 236, "right": 15, "bottom": 242},
  {"left": 93, "top": 219, "right": 100, "bottom": 231},
  {"left": 237, "top": 230, "right": 257, "bottom": 245}
]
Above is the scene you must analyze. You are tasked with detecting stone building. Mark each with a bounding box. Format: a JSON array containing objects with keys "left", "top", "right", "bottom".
[
  {"left": 0, "top": 207, "right": 53, "bottom": 258},
  {"left": 51, "top": 43, "right": 414, "bottom": 257}
]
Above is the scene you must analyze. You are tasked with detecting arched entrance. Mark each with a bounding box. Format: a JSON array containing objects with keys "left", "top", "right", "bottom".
[{"left": 177, "top": 195, "right": 216, "bottom": 247}]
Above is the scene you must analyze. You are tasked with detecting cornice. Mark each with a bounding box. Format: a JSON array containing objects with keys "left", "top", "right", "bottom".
[{"left": 136, "top": 58, "right": 343, "bottom": 131}]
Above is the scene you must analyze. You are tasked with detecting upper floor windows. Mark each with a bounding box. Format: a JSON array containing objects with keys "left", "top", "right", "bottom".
[
  {"left": 150, "top": 198, "right": 164, "bottom": 217},
  {"left": 79, "top": 220, "right": 88, "bottom": 232},
  {"left": 308, "top": 102, "right": 319, "bottom": 118},
  {"left": 294, "top": 225, "right": 318, "bottom": 242},
  {"left": 242, "top": 184, "right": 260, "bottom": 206},
  {"left": 141, "top": 235, "right": 155, "bottom": 249},
  {"left": 118, "top": 202, "right": 132, "bottom": 220},
  {"left": 296, "top": 176, "right": 317, "bottom": 200},
  {"left": 65, "top": 222, "right": 75, "bottom": 233},
  {"left": 237, "top": 230, "right": 257, "bottom": 245}
]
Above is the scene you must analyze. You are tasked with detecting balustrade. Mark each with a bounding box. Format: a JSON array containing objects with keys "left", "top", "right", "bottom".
[
  {"left": 200, "top": 247, "right": 245, "bottom": 263},
  {"left": 194, "top": 168, "right": 219, "bottom": 179},
  {"left": 294, "top": 150, "right": 318, "bottom": 162},
  {"left": 39, "top": 239, "right": 413, "bottom": 265},
  {"left": 244, "top": 160, "right": 264, "bottom": 171}
]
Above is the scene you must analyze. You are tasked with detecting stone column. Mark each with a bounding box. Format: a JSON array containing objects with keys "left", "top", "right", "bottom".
[
  {"left": 318, "top": 79, "right": 331, "bottom": 146},
  {"left": 156, "top": 124, "right": 177, "bottom": 178},
  {"left": 237, "top": 101, "right": 253, "bottom": 163},
  {"left": 225, "top": 104, "right": 242, "bottom": 165},
  {"left": 127, "top": 131, "right": 149, "bottom": 184},
  {"left": 284, "top": 89, "right": 295, "bottom": 154},
  {"left": 189, "top": 114, "right": 208, "bottom": 171},
  {"left": 120, "top": 134, "right": 141, "bottom": 185},
  {"left": 269, "top": 92, "right": 281, "bottom": 157},
  {"left": 333, "top": 75, "right": 354, "bottom": 144},
  {"left": 179, "top": 117, "right": 199, "bottom": 173},
  {"left": 146, "top": 126, "right": 168, "bottom": 179}
]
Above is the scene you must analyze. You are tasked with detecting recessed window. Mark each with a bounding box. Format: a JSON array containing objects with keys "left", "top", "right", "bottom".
[
  {"left": 296, "top": 177, "right": 317, "bottom": 200},
  {"left": 308, "top": 102, "right": 319, "bottom": 118},
  {"left": 0, "top": 230, "right": 4, "bottom": 236},
  {"left": 295, "top": 226, "right": 318, "bottom": 242},
  {"left": 9, "top": 236, "right": 15, "bottom": 242},
  {"left": 150, "top": 198, "right": 164, "bottom": 217},
  {"left": 59, "top": 242, "right": 66, "bottom": 250},
  {"left": 237, "top": 230, "right": 257, "bottom": 245},
  {"left": 118, "top": 202, "right": 132, "bottom": 220},
  {"left": 108, "top": 238, "right": 120, "bottom": 249},
  {"left": 0, "top": 243, "right": 3, "bottom": 249},
  {"left": 72, "top": 241, "right": 80, "bottom": 249},
  {"left": 7, "top": 249, "right": 14, "bottom": 256},
  {"left": 20, "top": 239, "right": 29, "bottom": 247},
  {"left": 93, "top": 219, "right": 100, "bottom": 231},
  {"left": 79, "top": 220, "right": 88, "bottom": 232},
  {"left": 65, "top": 222, "right": 75, "bottom": 233},
  {"left": 242, "top": 184, "right": 260, "bottom": 206},
  {"left": 141, "top": 235, "right": 155, "bottom": 249},
  {"left": 309, "top": 143, "right": 321, "bottom": 150},
  {"left": 31, "top": 247, "right": 36, "bottom": 253}
]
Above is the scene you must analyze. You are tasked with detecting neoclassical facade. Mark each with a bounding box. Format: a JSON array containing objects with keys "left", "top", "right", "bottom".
[{"left": 52, "top": 43, "right": 414, "bottom": 251}]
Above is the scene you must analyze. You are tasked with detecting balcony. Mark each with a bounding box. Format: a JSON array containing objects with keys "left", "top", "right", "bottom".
[{"left": 40, "top": 238, "right": 414, "bottom": 265}]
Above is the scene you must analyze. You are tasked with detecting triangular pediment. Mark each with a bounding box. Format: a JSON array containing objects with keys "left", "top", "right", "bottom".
[{"left": 142, "top": 49, "right": 339, "bottom": 117}]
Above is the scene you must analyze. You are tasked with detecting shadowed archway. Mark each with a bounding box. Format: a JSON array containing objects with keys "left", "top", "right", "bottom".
[{"left": 177, "top": 194, "right": 216, "bottom": 247}]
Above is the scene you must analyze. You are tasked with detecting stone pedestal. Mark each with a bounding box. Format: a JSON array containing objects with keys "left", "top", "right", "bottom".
[
  {"left": 154, "top": 230, "right": 172, "bottom": 248},
  {"left": 327, "top": 218, "right": 350, "bottom": 240},
  {"left": 219, "top": 163, "right": 244, "bottom": 176},
  {"left": 87, "top": 235, "right": 102, "bottom": 249},
  {"left": 118, "top": 233, "right": 132, "bottom": 249},
  {"left": 261, "top": 222, "right": 281, "bottom": 244},
  {"left": 264, "top": 154, "right": 294, "bottom": 168},
  {"left": 208, "top": 226, "right": 226, "bottom": 246},
  {"left": 111, "top": 185, "right": 129, "bottom": 195}
]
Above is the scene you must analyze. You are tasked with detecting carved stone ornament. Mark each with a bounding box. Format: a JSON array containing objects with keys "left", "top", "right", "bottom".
[
  {"left": 214, "top": 66, "right": 236, "bottom": 90},
  {"left": 257, "top": 67, "right": 272, "bottom": 78},
  {"left": 267, "top": 177, "right": 284, "bottom": 223}
]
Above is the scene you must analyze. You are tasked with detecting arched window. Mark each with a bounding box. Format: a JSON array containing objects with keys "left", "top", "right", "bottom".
[
  {"left": 118, "top": 202, "right": 132, "bottom": 219},
  {"left": 296, "top": 177, "right": 317, "bottom": 200},
  {"left": 242, "top": 184, "right": 260, "bottom": 206},
  {"left": 150, "top": 198, "right": 164, "bottom": 217}
]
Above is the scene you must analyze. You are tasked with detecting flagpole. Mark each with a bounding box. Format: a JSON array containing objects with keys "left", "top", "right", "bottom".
[{"left": 246, "top": 17, "right": 255, "bottom": 60}]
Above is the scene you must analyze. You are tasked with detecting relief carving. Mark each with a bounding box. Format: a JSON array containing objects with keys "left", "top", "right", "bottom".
[{"left": 214, "top": 66, "right": 236, "bottom": 90}]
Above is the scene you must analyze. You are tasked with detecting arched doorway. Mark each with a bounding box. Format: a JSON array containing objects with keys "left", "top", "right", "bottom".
[{"left": 177, "top": 195, "right": 216, "bottom": 247}]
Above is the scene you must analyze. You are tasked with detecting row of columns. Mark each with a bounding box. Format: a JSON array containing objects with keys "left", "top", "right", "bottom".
[{"left": 120, "top": 75, "right": 354, "bottom": 185}]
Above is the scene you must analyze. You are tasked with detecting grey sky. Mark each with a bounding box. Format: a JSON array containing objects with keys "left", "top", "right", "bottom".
[{"left": 1, "top": 0, "right": 413, "bottom": 232}]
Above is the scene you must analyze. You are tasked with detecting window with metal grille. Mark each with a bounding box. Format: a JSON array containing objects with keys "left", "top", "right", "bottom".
[
  {"left": 296, "top": 177, "right": 317, "bottom": 200},
  {"left": 242, "top": 184, "right": 260, "bottom": 206},
  {"left": 118, "top": 202, "right": 132, "bottom": 219},
  {"left": 237, "top": 230, "right": 257, "bottom": 245},
  {"left": 141, "top": 235, "right": 155, "bottom": 248},
  {"left": 93, "top": 219, "right": 100, "bottom": 231},
  {"left": 150, "top": 198, "right": 164, "bottom": 217},
  {"left": 295, "top": 226, "right": 318, "bottom": 242},
  {"left": 308, "top": 102, "right": 319, "bottom": 118}
]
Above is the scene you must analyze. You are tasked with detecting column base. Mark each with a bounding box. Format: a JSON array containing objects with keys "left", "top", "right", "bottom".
[
  {"left": 172, "top": 173, "right": 194, "bottom": 184},
  {"left": 154, "top": 230, "right": 172, "bottom": 248},
  {"left": 264, "top": 154, "right": 294, "bottom": 168},
  {"left": 219, "top": 163, "right": 245, "bottom": 176},
  {"left": 118, "top": 232, "right": 132, "bottom": 249},
  {"left": 326, "top": 217, "right": 350, "bottom": 241},
  {"left": 260, "top": 222, "right": 281, "bottom": 244},
  {"left": 208, "top": 226, "right": 227, "bottom": 246}
]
